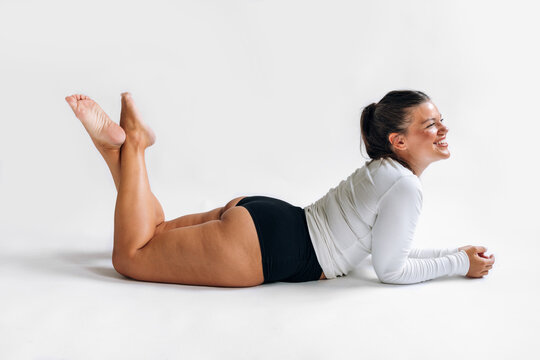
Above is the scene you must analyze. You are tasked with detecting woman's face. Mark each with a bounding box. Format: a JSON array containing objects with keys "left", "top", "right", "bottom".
[{"left": 390, "top": 101, "right": 450, "bottom": 174}]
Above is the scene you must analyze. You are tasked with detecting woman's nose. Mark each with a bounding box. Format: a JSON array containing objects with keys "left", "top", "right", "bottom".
[{"left": 439, "top": 122, "right": 449, "bottom": 133}]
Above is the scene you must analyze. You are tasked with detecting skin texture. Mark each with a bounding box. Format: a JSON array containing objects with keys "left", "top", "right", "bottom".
[{"left": 388, "top": 101, "right": 495, "bottom": 278}]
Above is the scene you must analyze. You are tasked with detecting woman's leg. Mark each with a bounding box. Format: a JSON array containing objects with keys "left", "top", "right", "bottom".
[
  {"left": 113, "top": 92, "right": 158, "bottom": 256},
  {"left": 113, "top": 93, "right": 243, "bottom": 250},
  {"left": 97, "top": 143, "right": 166, "bottom": 228},
  {"left": 65, "top": 94, "right": 232, "bottom": 232},
  {"left": 65, "top": 94, "right": 164, "bottom": 227},
  {"left": 156, "top": 196, "right": 247, "bottom": 233},
  {"left": 110, "top": 93, "right": 264, "bottom": 287}
]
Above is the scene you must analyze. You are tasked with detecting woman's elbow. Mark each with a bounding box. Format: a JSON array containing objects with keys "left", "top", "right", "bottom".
[
  {"left": 378, "top": 275, "right": 400, "bottom": 285},
  {"left": 375, "top": 269, "right": 409, "bottom": 285}
]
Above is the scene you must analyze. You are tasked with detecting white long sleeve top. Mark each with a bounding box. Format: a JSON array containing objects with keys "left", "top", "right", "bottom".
[{"left": 303, "top": 157, "right": 470, "bottom": 284}]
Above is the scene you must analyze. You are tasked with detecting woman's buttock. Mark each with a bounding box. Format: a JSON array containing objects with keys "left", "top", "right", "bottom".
[
  {"left": 218, "top": 205, "right": 265, "bottom": 286},
  {"left": 233, "top": 195, "right": 326, "bottom": 284}
]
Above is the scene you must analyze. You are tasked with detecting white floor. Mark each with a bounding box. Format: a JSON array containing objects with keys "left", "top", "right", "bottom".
[{"left": 1, "top": 227, "right": 536, "bottom": 360}]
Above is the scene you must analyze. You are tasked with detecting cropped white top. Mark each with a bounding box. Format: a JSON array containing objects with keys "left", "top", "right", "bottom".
[{"left": 303, "top": 157, "right": 470, "bottom": 284}]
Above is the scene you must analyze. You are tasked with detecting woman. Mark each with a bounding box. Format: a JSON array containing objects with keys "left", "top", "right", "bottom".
[{"left": 65, "top": 90, "right": 495, "bottom": 287}]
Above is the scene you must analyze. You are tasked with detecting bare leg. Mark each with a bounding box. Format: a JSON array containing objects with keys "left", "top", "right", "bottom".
[
  {"left": 65, "top": 93, "right": 229, "bottom": 234},
  {"left": 95, "top": 145, "right": 123, "bottom": 191},
  {"left": 113, "top": 92, "right": 159, "bottom": 256},
  {"left": 110, "top": 97, "right": 264, "bottom": 287},
  {"left": 65, "top": 94, "right": 164, "bottom": 227},
  {"left": 157, "top": 195, "right": 247, "bottom": 232},
  {"left": 119, "top": 95, "right": 229, "bottom": 232}
]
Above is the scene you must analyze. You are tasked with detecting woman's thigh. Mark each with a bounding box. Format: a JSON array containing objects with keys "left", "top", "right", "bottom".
[
  {"left": 118, "top": 205, "right": 263, "bottom": 287},
  {"left": 156, "top": 196, "right": 247, "bottom": 233}
]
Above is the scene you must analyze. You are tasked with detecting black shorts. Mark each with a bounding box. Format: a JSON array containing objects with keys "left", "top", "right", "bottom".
[{"left": 235, "top": 195, "right": 324, "bottom": 284}]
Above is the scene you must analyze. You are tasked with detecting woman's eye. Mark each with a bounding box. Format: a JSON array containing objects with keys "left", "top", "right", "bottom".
[{"left": 426, "top": 118, "right": 444, "bottom": 128}]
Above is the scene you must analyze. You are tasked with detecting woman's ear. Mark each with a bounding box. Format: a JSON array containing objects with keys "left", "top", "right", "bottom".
[{"left": 388, "top": 133, "right": 407, "bottom": 151}]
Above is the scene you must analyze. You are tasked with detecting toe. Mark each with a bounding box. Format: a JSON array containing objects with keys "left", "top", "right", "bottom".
[
  {"left": 65, "top": 95, "right": 77, "bottom": 109},
  {"left": 121, "top": 92, "right": 137, "bottom": 110},
  {"left": 121, "top": 92, "right": 133, "bottom": 107}
]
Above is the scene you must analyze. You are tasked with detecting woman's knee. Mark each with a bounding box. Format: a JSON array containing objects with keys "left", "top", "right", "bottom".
[{"left": 112, "top": 249, "right": 135, "bottom": 278}]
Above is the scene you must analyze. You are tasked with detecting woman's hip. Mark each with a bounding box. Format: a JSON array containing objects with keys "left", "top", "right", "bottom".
[{"left": 235, "top": 195, "right": 324, "bottom": 283}]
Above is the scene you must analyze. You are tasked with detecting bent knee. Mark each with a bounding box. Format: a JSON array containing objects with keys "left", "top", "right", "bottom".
[{"left": 112, "top": 250, "right": 136, "bottom": 278}]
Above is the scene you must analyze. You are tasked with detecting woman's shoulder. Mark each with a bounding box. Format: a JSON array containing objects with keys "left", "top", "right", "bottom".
[
  {"left": 341, "top": 158, "right": 421, "bottom": 213},
  {"left": 374, "top": 157, "right": 414, "bottom": 176},
  {"left": 364, "top": 157, "right": 420, "bottom": 189}
]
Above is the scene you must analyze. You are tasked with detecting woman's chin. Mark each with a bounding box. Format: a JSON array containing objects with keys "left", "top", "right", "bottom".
[
  {"left": 443, "top": 149, "right": 451, "bottom": 158},
  {"left": 435, "top": 146, "right": 451, "bottom": 159},
  {"left": 429, "top": 150, "right": 451, "bottom": 163}
]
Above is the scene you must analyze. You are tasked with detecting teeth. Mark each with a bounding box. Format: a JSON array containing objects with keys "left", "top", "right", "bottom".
[{"left": 435, "top": 140, "right": 447, "bottom": 145}]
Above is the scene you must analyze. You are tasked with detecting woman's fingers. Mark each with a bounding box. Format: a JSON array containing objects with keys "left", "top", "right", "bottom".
[
  {"left": 480, "top": 256, "right": 494, "bottom": 276},
  {"left": 483, "top": 258, "right": 494, "bottom": 271},
  {"left": 474, "top": 246, "right": 487, "bottom": 253}
]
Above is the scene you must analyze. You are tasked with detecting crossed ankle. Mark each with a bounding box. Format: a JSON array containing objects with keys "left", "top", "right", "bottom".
[{"left": 123, "top": 134, "right": 151, "bottom": 149}]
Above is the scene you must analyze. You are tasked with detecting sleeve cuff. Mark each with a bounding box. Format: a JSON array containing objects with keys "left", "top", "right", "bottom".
[{"left": 456, "top": 249, "right": 470, "bottom": 276}]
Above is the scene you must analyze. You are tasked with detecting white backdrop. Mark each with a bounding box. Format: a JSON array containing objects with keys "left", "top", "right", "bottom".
[{"left": 1, "top": 0, "right": 539, "bottom": 359}]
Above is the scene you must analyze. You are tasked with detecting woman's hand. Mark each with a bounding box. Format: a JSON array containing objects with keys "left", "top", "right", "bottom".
[{"left": 458, "top": 245, "right": 495, "bottom": 278}]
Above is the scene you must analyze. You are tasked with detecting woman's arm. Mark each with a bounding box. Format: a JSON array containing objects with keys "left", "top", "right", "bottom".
[
  {"left": 371, "top": 176, "right": 470, "bottom": 284},
  {"left": 408, "top": 247, "right": 459, "bottom": 258}
]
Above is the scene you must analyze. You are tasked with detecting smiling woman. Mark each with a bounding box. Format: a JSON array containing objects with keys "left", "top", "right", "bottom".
[
  {"left": 387, "top": 100, "right": 450, "bottom": 176},
  {"left": 66, "top": 89, "right": 494, "bottom": 288},
  {"left": 360, "top": 90, "right": 450, "bottom": 177},
  {"left": 305, "top": 90, "right": 495, "bottom": 282}
]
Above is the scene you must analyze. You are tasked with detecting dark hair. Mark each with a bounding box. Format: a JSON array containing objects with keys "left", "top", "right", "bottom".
[{"left": 360, "top": 90, "right": 431, "bottom": 171}]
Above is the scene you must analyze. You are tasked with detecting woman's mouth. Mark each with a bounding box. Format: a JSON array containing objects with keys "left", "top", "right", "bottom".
[{"left": 434, "top": 139, "right": 448, "bottom": 147}]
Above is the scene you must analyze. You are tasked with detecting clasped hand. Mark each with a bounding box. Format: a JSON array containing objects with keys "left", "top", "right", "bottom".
[{"left": 458, "top": 245, "right": 495, "bottom": 278}]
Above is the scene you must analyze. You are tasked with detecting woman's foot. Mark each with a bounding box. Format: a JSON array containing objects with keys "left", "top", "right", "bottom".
[
  {"left": 65, "top": 94, "right": 126, "bottom": 148},
  {"left": 120, "top": 92, "right": 156, "bottom": 148}
]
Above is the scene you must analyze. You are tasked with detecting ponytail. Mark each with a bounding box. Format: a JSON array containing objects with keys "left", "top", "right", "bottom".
[{"left": 360, "top": 102, "right": 377, "bottom": 142}]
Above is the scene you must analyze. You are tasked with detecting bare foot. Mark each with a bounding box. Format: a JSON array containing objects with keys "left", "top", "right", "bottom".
[
  {"left": 120, "top": 92, "right": 156, "bottom": 148},
  {"left": 65, "top": 94, "right": 126, "bottom": 148}
]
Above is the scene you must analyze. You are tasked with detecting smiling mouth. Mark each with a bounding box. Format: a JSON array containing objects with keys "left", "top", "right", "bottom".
[{"left": 433, "top": 136, "right": 448, "bottom": 147}]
